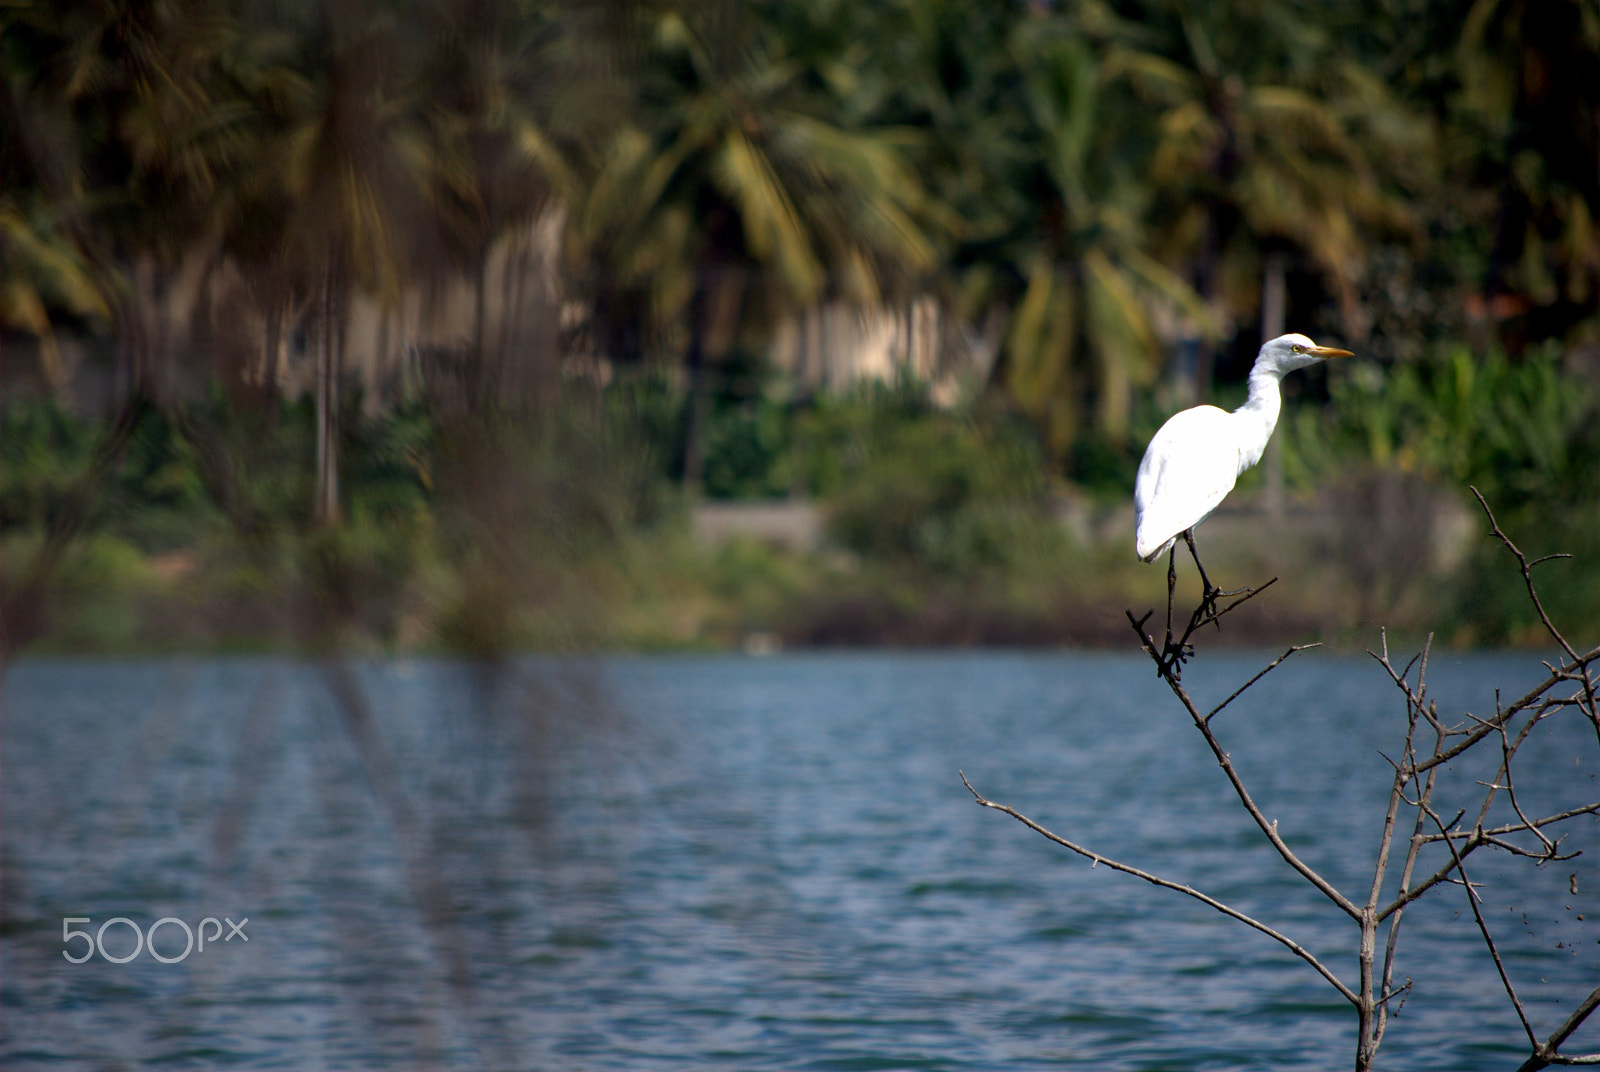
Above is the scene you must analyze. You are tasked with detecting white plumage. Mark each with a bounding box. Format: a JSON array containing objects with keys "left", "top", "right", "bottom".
[{"left": 1135, "top": 333, "right": 1351, "bottom": 564}]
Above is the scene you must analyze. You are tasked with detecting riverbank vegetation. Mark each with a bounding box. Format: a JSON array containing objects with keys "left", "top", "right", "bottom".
[
  {"left": 5, "top": 352, "right": 1594, "bottom": 654},
  {"left": 3, "top": 0, "right": 1598, "bottom": 655}
]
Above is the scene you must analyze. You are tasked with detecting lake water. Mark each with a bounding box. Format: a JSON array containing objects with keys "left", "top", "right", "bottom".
[{"left": 2, "top": 649, "right": 1596, "bottom": 1070}]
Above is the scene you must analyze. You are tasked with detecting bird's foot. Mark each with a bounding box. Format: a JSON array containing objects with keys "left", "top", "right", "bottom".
[
  {"left": 1158, "top": 634, "right": 1195, "bottom": 678},
  {"left": 1129, "top": 608, "right": 1190, "bottom": 679},
  {"left": 1195, "top": 581, "right": 1257, "bottom": 629},
  {"left": 1189, "top": 581, "right": 1228, "bottom": 631},
  {"left": 1131, "top": 578, "right": 1277, "bottom": 680}
]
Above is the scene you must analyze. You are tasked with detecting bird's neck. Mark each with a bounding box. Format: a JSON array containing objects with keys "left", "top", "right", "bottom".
[{"left": 1230, "top": 365, "right": 1285, "bottom": 472}]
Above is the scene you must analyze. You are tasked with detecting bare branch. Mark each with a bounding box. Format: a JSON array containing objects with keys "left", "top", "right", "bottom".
[
  {"left": 1207, "top": 644, "right": 1320, "bottom": 723},
  {"left": 1128, "top": 578, "right": 1279, "bottom": 679},
  {"left": 1383, "top": 842, "right": 1486, "bottom": 919},
  {"left": 1368, "top": 632, "right": 1434, "bottom": 744},
  {"left": 1495, "top": 713, "right": 1561, "bottom": 856},
  {"left": 1467, "top": 486, "right": 1600, "bottom": 755},
  {"left": 1160, "top": 672, "right": 1363, "bottom": 920},
  {"left": 1083, "top": 499, "right": 1597, "bottom": 1070},
  {"left": 1514, "top": 986, "right": 1600, "bottom": 1071},
  {"left": 1130, "top": 584, "right": 1363, "bottom": 920},
  {"left": 1421, "top": 797, "right": 1537, "bottom": 1047},
  {"left": 1407, "top": 648, "right": 1600, "bottom": 775},
  {"left": 1374, "top": 713, "right": 1441, "bottom": 1049},
  {"left": 1475, "top": 833, "right": 1583, "bottom": 863},
  {"left": 1471, "top": 486, "right": 1579, "bottom": 663},
  {"left": 958, "top": 771, "right": 1359, "bottom": 1005},
  {"left": 1482, "top": 801, "right": 1600, "bottom": 835}
]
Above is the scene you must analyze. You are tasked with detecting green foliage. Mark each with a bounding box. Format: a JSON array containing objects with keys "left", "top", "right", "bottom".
[
  {"left": 597, "top": 369, "right": 687, "bottom": 495},
  {"left": 1281, "top": 342, "right": 1600, "bottom": 642},
  {"left": 788, "top": 378, "right": 935, "bottom": 498},
  {"left": 342, "top": 399, "right": 436, "bottom": 525},
  {"left": 1284, "top": 343, "right": 1600, "bottom": 514},
  {"left": 0, "top": 398, "right": 102, "bottom": 533},
  {"left": 296, "top": 511, "right": 427, "bottom": 646},
  {"left": 5, "top": 531, "right": 152, "bottom": 651},
  {"left": 802, "top": 390, "right": 1065, "bottom": 577},
  {"left": 6, "top": 0, "right": 1600, "bottom": 651},
  {"left": 5, "top": 0, "right": 1599, "bottom": 383},
  {"left": 701, "top": 393, "right": 794, "bottom": 499},
  {"left": 697, "top": 351, "right": 797, "bottom": 500},
  {"left": 0, "top": 396, "right": 224, "bottom": 549}
]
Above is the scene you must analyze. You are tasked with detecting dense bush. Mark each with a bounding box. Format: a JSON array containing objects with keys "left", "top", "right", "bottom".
[
  {"left": 1281, "top": 342, "right": 1600, "bottom": 641},
  {"left": 1284, "top": 343, "right": 1599, "bottom": 513},
  {"left": 799, "top": 388, "right": 1066, "bottom": 578},
  {"left": 3, "top": 350, "right": 1596, "bottom": 652}
]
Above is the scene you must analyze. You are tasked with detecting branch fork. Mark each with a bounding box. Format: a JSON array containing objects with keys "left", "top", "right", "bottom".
[{"left": 965, "top": 488, "right": 1599, "bottom": 1071}]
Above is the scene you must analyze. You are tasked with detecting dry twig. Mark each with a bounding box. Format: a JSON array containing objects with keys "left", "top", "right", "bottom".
[{"left": 967, "top": 490, "right": 1599, "bottom": 1071}]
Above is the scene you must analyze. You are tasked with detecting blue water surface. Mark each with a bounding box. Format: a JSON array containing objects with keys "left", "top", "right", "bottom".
[{"left": 2, "top": 648, "right": 1595, "bottom": 1070}]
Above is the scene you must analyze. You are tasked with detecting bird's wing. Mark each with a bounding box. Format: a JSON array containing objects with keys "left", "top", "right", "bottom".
[{"left": 1134, "top": 406, "right": 1241, "bottom": 561}]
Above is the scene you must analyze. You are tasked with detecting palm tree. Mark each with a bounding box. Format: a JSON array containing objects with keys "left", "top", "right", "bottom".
[
  {"left": 1, "top": 0, "right": 254, "bottom": 400},
  {"left": 204, "top": 0, "right": 440, "bottom": 525},
  {"left": 1096, "top": 0, "right": 1429, "bottom": 515},
  {"left": 405, "top": 1, "right": 600, "bottom": 410},
  {"left": 1009, "top": 19, "right": 1212, "bottom": 450},
  {"left": 864, "top": 0, "right": 1208, "bottom": 452},
  {"left": 571, "top": 0, "right": 938, "bottom": 486},
  {"left": 0, "top": 4, "right": 118, "bottom": 389},
  {"left": 0, "top": 194, "right": 111, "bottom": 394},
  {"left": 1115, "top": 0, "right": 1429, "bottom": 354},
  {"left": 1452, "top": 0, "right": 1600, "bottom": 348}
]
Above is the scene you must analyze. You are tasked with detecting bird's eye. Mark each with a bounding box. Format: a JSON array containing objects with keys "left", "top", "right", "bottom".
[{"left": 1292, "top": 345, "right": 1304, "bottom": 353}]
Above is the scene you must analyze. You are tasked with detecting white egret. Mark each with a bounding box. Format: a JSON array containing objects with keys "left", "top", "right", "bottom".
[{"left": 1134, "top": 333, "right": 1351, "bottom": 597}]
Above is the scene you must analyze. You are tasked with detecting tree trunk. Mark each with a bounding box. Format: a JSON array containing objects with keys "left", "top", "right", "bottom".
[
  {"left": 315, "top": 263, "right": 343, "bottom": 527},
  {"left": 679, "top": 258, "right": 746, "bottom": 493},
  {"left": 1260, "top": 252, "right": 1287, "bottom": 524},
  {"left": 473, "top": 250, "right": 489, "bottom": 408},
  {"left": 679, "top": 283, "right": 710, "bottom": 492}
]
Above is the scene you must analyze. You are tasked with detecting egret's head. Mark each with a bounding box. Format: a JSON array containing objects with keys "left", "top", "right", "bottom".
[{"left": 1258, "top": 333, "right": 1353, "bottom": 374}]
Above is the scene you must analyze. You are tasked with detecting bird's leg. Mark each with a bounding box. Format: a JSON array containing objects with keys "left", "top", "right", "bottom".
[
  {"left": 1184, "top": 529, "right": 1223, "bottom": 624},
  {"left": 1165, "top": 544, "right": 1177, "bottom": 640},
  {"left": 1157, "top": 543, "right": 1193, "bottom": 676},
  {"left": 1184, "top": 530, "right": 1261, "bottom": 629}
]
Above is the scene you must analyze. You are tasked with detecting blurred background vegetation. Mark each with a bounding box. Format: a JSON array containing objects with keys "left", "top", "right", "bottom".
[{"left": 2, "top": 0, "right": 1597, "bottom": 656}]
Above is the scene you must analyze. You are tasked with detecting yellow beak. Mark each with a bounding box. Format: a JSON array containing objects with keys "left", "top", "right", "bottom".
[{"left": 1309, "top": 345, "right": 1353, "bottom": 358}]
